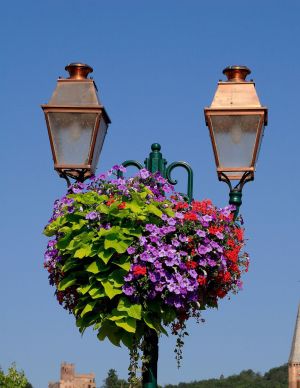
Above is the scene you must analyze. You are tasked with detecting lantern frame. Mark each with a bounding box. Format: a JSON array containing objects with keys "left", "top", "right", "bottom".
[
  {"left": 204, "top": 66, "right": 268, "bottom": 182},
  {"left": 41, "top": 63, "right": 111, "bottom": 182}
]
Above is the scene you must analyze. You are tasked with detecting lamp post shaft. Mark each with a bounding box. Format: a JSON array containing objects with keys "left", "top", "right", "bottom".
[{"left": 142, "top": 144, "right": 164, "bottom": 388}]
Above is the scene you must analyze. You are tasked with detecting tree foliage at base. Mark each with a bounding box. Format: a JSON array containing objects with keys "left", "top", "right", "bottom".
[
  {"left": 164, "top": 364, "right": 288, "bottom": 388},
  {"left": 102, "top": 364, "right": 287, "bottom": 388},
  {"left": 0, "top": 363, "right": 32, "bottom": 388}
]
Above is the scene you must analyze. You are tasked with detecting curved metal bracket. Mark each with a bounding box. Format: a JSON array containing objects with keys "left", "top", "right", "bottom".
[
  {"left": 117, "top": 160, "right": 144, "bottom": 178},
  {"left": 219, "top": 172, "right": 254, "bottom": 219},
  {"left": 219, "top": 171, "right": 253, "bottom": 192},
  {"left": 166, "top": 161, "right": 194, "bottom": 203},
  {"left": 58, "top": 169, "right": 88, "bottom": 187}
]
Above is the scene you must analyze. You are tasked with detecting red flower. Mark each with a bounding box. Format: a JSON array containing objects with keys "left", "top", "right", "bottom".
[
  {"left": 223, "top": 271, "right": 231, "bottom": 283},
  {"left": 184, "top": 212, "right": 198, "bottom": 221},
  {"left": 106, "top": 199, "right": 115, "bottom": 206},
  {"left": 187, "top": 260, "right": 198, "bottom": 269},
  {"left": 208, "top": 225, "right": 224, "bottom": 235},
  {"left": 227, "top": 239, "right": 236, "bottom": 247},
  {"left": 216, "top": 289, "right": 227, "bottom": 298},
  {"left": 118, "top": 202, "right": 126, "bottom": 209},
  {"left": 133, "top": 265, "right": 147, "bottom": 276},
  {"left": 192, "top": 199, "right": 212, "bottom": 213},
  {"left": 229, "top": 263, "right": 239, "bottom": 272},
  {"left": 197, "top": 275, "right": 207, "bottom": 285},
  {"left": 225, "top": 248, "right": 239, "bottom": 263},
  {"left": 235, "top": 228, "right": 244, "bottom": 242},
  {"left": 175, "top": 202, "right": 189, "bottom": 210}
]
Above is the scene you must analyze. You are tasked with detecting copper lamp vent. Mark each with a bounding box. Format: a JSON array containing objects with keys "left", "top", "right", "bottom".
[
  {"left": 65, "top": 63, "right": 93, "bottom": 80},
  {"left": 223, "top": 65, "right": 251, "bottom": 82}
]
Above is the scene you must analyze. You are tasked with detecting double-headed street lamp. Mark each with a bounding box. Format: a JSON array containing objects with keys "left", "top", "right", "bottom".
[{"left": 42, "top": 63, "right": 267, "bottom": 388}]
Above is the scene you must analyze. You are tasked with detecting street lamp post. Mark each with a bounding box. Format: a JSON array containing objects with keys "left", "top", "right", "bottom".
[{"left": 42, "top": 63, "right": 267, "bottom": 388}]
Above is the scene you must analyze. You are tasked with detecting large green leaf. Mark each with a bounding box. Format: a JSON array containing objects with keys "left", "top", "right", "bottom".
[
  {"left": 98, "top": 248, "right": 115, "bottom": 264},
  {"left": 77, "top": 284, "right": 92, "bottom": 295},
  {"left": 125, "top": 200, "right": 142, "bottom": 214},
  {"left": 117, "top": 297, "right": 142, "bottom": 320},
  {"left": 115, "top": 317, "right": 136, "bottom": 333},
  {"left": 121, "top": 332, "right": 134, "bottom": 348},
  {"left": 101, "top": 280, "right": 123, "bottom": 299},
  {"left": 108, "top": 269, "right": 126, "bottom": 287},
  {"left": 109, "top": 309, "right": 128, "bottom": 321},
  {"left": 97, "top": 320, "right": 122, "bottom": 347},
  {"left": 88, "top": 287, "right": 105, "bottom": 299},
  {"left": 143, "top": 312, "right": 167, "bottom": 335},
  {"left": 74, "top": 245, "right": 92, "bottom": 258},
  {"left": 104, "top": 238, "right": 130, "bottom": 253},
  {"left": 147, "top": 204, "right": 162, "bottom": 217},
  {"left": 58, "top": 274, "right": 77, "bottom": 291},
  {"left": 112, "top": 256, "right": 131, "bottom": 271},
  {"left": 80, "top": 301, "right": 97, "bottom": 317},
  {"left": 86, "top": 261, "right": 103, "bottom": 274}
]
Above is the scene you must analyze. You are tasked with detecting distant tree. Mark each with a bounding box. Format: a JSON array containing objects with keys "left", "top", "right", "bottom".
[
  {"left": 0, "top": 363, "right": 32, "bottom": 388},
  {"left": 162, "top": 364, "right": 288, "bottom": 388},
  {"left": 102, "top": 369, "right": 120, "bottom": 388},
  {"left": 102, "top": 369, "right": 131, "bottom": 388}
]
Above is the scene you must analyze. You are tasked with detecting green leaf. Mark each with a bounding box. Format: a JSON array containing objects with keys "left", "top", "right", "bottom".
[
  {"left": 109, "top": 309, "right": 128, "bottom": 321},
  {"left": 143, "top": 312, "right": 167, "bottom": 335},
  {"left": 128, "top": 304, "right": 142, "bottom": 320},
  {"left": 147, "top": 204, "right": 162, "bottom": 217},
  {"left": 117, "top": 297, "right": 131, "bottom": 311},
  {"left": 117, "top": 298, "right": 142, "bottom": 320},
  {"left": 80, "top": 301, "right": 97, "bottom": 317},
  {"left": 115, "top": 317, "right": 136, "bottom": 333},
  {"left": 88, "top": 287, "right": 105, "bottom": 299},
  {"left": 61, "top": 259, "right": 80, "bottom": 273},
  {"left": 104, "top": 238, "right": 130, "bottom": 254},
  {"left": 101, "top": 280, "right": 123, "bottom": 299},
  {"left": 74, "top": 245, "right": 92, "bottom": 258},
  {"left": 86, "top": 261, "right": 102, "bottom": 274},
  {"left": 77, "top": 284, "right": 92, "bottom": 295},
  {"left": 58, "top": 274, "right": 77, "bottom": 291},
  {"left": 112, "top": 256, "right": 131, "bottom": 271},
  {"left": 126, "top": 200, "right": 142, "bottom": 214},
  {"left": 97, "top": 320, "right": 122, "bottom": 347},
  {"left": 163, "top": 206, "right": 175, "bottom": 217},
  {"left": 121, "top": 332, "right": 134, "bottom": 348},
  {"left": 98, "top": 248, "right": 115, "bottom": 264},
  {"left": 109, "top": 269, "right": 126, "bottom": 286}
]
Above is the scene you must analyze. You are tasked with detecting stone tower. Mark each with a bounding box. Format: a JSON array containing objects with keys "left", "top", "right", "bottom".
[
  {"left": 289, "top": 304, "right": 300, "bottom": 388},
  {"left": 48, "top": 362, "right": 96, "bottom": 388},
  {"left": 61, "top": 363, "right": 75, "bottom": 381}
]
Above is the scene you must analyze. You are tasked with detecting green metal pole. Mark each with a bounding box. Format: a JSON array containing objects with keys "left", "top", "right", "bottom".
[
  {"left": 142, "top": 327, "right": 159, "bottom": 388},
  {"left": 229, "top": 189, "right": 242, "bottom": 220},
  {"left": 141, "top": 143, "right": 164, "bottom": 388},
  {"left": 144, "top": 143, "right": 167, "bottom": 176},
  {"left": 120, "top": 143, "right": 194, "bottom": 388}
]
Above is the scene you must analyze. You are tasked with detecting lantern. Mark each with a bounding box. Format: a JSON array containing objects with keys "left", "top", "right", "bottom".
[{"left": 42, "top": 63, "right": 111, "bottom": 181}]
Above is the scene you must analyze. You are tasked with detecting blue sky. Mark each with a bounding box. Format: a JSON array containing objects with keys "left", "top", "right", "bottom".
[{"left": 1, "top": 1, "right": 300, "bottom": 386}]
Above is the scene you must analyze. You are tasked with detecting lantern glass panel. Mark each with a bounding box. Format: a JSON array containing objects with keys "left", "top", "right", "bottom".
[
  {"left": 91, "top": 117, "right": 108, "bottom": 170},
  {"left": 210, "top": 114, "right": 261, "bottom": 168},
  {"left": 48, "top": 112, "right": 98, "bottom": 165}
]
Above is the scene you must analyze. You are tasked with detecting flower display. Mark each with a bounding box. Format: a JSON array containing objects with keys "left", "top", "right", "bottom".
[{"left": 44, "top": 166, "right": 249, "bottom": 371}]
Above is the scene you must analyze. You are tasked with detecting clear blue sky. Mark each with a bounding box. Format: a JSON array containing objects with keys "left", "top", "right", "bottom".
[{"left": 1, "top": 1, "right": 299, "bottom": 386}]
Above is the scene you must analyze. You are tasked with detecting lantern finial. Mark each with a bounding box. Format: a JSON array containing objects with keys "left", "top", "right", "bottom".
[
  {"left": 65, "top": 63, "right": 93, "bottom": 80},
  {"left": 223, "top": 65, "right": 251, "bottom": 82}
]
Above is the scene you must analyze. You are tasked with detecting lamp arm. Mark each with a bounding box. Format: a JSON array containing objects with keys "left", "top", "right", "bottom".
[
  {"left": 166, "top": 161, "right": 194, "bottom": 203},
  {"left": 117, "top": 160, "right": 144, "bottom": 178}
]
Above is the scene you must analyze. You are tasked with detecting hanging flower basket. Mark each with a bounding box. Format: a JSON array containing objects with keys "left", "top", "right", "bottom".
[{"left": 44, "top": 166, "right": 248, "bottom": 372}]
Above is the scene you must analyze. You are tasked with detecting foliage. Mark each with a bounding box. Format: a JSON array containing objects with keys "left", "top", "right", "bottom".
[
  {"left": 102, "top": 369, "right": 130, "bottom": 388},
  {"left": 163, "top": 364, "right": 288, "bottom": 388},
  {"left": 44, "top": 166, "right": 248, "bottom": 379},
  {"left": 0, "top": 363, "right": 32, "bottom": 388}
]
